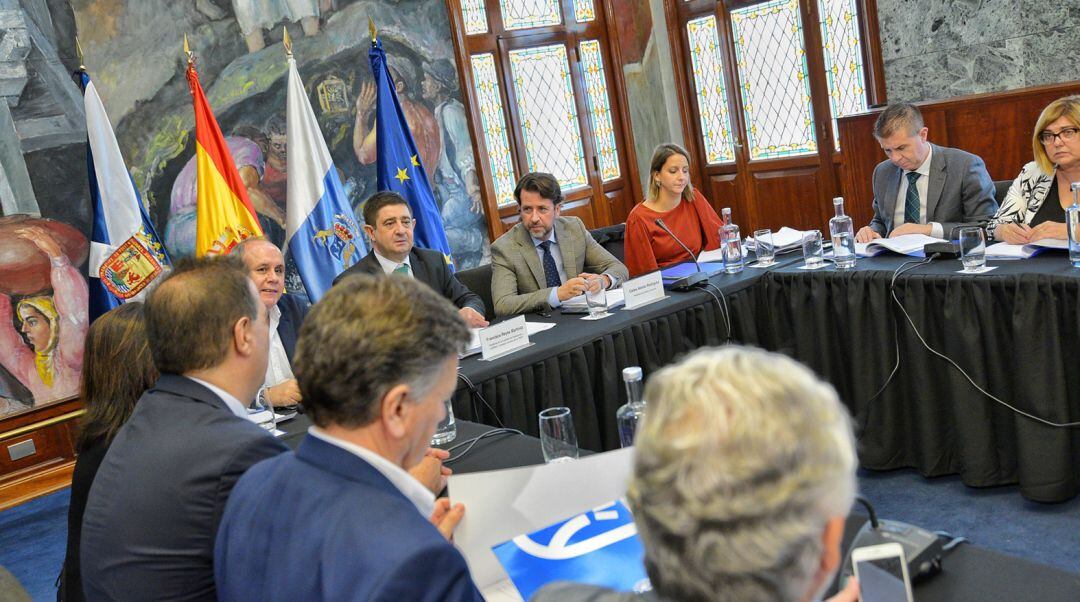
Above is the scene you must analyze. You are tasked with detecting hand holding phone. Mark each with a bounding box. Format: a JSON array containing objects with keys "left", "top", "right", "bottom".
[{"left": 851, "top": 542, "right": 914, "bottom": 602}]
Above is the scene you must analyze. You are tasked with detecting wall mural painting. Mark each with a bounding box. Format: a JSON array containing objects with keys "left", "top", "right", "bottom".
[{"left": 0, "top": 0, "right": 489, "bottom": 418}]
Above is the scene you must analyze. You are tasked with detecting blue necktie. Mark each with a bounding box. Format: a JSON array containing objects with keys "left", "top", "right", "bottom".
[
  {"left": 904, "top": 171, "right": 921, "bottom": 224},
  {"left": 538, "top": 241, "right": 561, "bottom": 289}
]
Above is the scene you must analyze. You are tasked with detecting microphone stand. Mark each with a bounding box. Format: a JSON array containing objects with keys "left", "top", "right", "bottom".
[{"left": 654, "top": 218, "right": 708, "bottom": 290}]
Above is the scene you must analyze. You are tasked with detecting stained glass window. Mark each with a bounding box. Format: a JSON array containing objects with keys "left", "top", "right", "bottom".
[
  {"left": 686, "top": 16, "right": 736, "bottom": 164},
  {"left": 461, "top": 0, "right": 489, "bottom": 35},
  {"left": 500, "top": 0, "right": 562, "bottom": 31},
  {"left": 470, "top": 53, "right": 517, "bottom": 207},
  {"left": 578, "top": 40, "right": 619, "bottom": 181},
  {"left": 730, "top": 0, "right": 817, "bottom": 159},
  {"left": 574, "top": 0, "right": 596, "bottom": 23},
  {"left": 508, "top": 44, "right": 588, "bottom": 190},
  {"left": 819, "top": 0, "right": 867, "bottom": 149}
]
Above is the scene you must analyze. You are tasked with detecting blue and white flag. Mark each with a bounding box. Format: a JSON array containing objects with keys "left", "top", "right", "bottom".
[
  {"left": 492, "top": 499, "right": 651, "bottom": 599},
  {"left": 369, "top": 38, "right": 454, "bottom": 268},
  {"left": 285, "top": 55, "right": 366, "bottom": 303},
  {"left": 79, "top": 70, "right": 170, "bottom": 323}
]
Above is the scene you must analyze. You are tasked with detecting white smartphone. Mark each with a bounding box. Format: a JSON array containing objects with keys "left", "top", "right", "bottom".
[{"left": 851, "top": 542, "right": 914, "bottom": 602}]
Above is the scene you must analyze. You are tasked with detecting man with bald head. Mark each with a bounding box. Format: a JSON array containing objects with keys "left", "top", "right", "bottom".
[
  {"left": 80, "top": 256, "right": 287, "bottom": 601},
  {"left": 233, "top": 238, "right": 308, "bottom": 408}
]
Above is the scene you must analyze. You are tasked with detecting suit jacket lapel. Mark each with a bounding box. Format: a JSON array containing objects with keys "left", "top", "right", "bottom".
[
  {"left": 517, "top": 225, "right": 548, "bottom": 289},
  {"left": 276, "top": 298, "right": 297, "bottom": 363},
  {"left": 925, "top": 144, "right": 946, "bottom": 220},
  {"left": 555, "top": 218, "right": 579, "bottom": 277},
  {"left": 408, "top": 249, "right": 430, "bottom": 287},
  {"left": 884, "top": 166, "right": 901, "bottom": 228}
]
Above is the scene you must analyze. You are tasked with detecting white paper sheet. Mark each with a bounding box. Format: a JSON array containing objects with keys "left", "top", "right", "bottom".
[
  {"left": 448, "top": 447, "right": 635, "bottom": 590},
  {"left": 855, "top": 233, "right": 945, "bottom": 257}
]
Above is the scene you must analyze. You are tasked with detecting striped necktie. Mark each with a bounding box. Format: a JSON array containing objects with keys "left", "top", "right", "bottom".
[
  {"left": 538, "top": 241, "right": 562, "bottom": 289},
  {"left": 904, "top": 171, "right": 921, "bottom": 224}
]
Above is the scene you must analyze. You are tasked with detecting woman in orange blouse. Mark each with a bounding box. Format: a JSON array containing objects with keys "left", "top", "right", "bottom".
[{"left": 624, "top": 143, "right": 724, "bottom": 277}]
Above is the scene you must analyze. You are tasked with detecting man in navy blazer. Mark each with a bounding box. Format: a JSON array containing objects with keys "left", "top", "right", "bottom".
[
  {"left": 856, "top": 103, "right": 997, "bottom": 242},
  {"left": 333, "top": 190, "right": 489, "bottom": 327},
  {"left": 81, "top": 256, "right": 287, "bottom": 601},
  {"left": 234, "top": 238, "right": 309, "bottom": 408},
  {"left": 215, "top": 275, "right": 482, "bottom": 600}
]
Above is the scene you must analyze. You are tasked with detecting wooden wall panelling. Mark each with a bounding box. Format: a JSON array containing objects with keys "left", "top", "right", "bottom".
[
  {"left": 0, "top": 400, "right": 83, "bottom": 509},
  {"left": 752, "top": 166, "right": 830, "bottom": 231}
]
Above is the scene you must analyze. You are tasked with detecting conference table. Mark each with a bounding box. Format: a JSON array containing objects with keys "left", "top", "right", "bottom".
[
  {"left": 277, "top": 414, "right": 1080, "bottom": 600},
  {"left": 450, "top": 251, "right": 1080, "bottom": 503}
]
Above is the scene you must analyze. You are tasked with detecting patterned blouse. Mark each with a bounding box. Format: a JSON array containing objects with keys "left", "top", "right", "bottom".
[{"left": 986, "top": 161, "right": 1056, "bottom": 240}]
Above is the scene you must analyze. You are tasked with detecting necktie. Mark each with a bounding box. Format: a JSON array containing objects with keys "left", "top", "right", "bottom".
[
  {"left": 904, "top": 171, "right": 921, "bottom": 224},
  {"left": 393, "top": 264, "right": 410, "bottom": 276},
  {"left": 538, "top": 241, "right": 561, "bottom": 289}
]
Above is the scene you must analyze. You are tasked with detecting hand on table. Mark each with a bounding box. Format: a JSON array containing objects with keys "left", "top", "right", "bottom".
[
  {"left": 1028, "top": 221, "right": 1067, "bottom": 241},
  {"left": 556, "top": 277, "right": 589, "bottom": 301},
  {"left": 855, "top": 227, "right": 881, "bottom": 243},
  {"left": 459, "top": 307, "right": 489, "bottom": 328},
  {"left": 995, "top": 223, "right": 1032, "bottom": 244},
  {"left": 266, "top": 379, "right": 302, "bottom": 407}
]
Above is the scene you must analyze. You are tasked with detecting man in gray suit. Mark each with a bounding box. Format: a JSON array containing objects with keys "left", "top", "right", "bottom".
[
  {"left": 490, "top": 172, "right": 628, "bottom": 317},
  {"left": 80, "top": 256, "right": 287, "bottom": 601},
  {"left": 855, "top": 103, "right": 997, "bottom": 242}
]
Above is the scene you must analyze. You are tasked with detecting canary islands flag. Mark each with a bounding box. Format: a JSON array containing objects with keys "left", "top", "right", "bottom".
[
  {"left": 186, "top": 62, "right": 263, "bottom": 256},
  {"left": 285, "top": 55, "right": 366, "bottom": 302},
  {"left": 79, "top": 70, "right": 170, "bottom": 322},
  {"left": 369, "top": 38, "right": 454, "bottom": 267}
]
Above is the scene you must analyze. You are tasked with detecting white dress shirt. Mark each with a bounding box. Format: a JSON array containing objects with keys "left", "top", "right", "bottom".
[
  {"left": 186, "top": 376, "right": 249, "bottom": 418},
  {"left": 263, "top": 304, "right": 295, "bottom": 389},
  {"left": 307, "top": 426, "right": 435, "bottom": 517},
  {"left": 893, "top": 145, "right": 944, "bottom": 238},
  {"left": 374, "top": 249, "right": 413, "bottom": 277},
  {"left": 532, "top": 229, "right": 568, "bottom": 308}
]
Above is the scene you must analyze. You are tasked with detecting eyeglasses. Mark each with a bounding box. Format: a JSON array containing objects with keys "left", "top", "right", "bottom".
[
  {"left": 1038, "top": 127, "right": 1080, "bottom": 145},
  {"left": 379, "top": 217, "right": 415, "bottom": 230}
]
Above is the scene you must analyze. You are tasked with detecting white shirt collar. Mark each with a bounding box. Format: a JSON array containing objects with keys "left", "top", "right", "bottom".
[
  {"left": 373, "top": 248, "right": 412, "bottom": 276},
  {"left": 306, "top": 426, "right": 435, "bottom": 517},
  {"left": 185, "top": 375, "right": 249, "bottom": 418},
  {"left": 268, "top": 303, "right": 281, "bottom": 329}
]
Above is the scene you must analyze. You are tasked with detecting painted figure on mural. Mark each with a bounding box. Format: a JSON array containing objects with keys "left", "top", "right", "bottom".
[
  {"left": 232, "top": 0, "right": 336, "bottom": 54},
  {"left": 0, "top": 225, "right": 88, "bottom": 407}
]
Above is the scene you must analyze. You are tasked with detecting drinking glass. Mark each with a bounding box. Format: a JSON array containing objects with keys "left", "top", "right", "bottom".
[
  {"left": 959, "top": 227, "right": 986, "bottom": 272},
  {"left": 431, "top": 398, "right": 457, "bottom": 445},
  {"left": 538, "top": 407, "right": 579, "bottom": 463},
  {"left": 721, "top": 224, "right": 744, "bottom": 274},
  {"left": 802, "top": 230, "right": 824, "bottom": 268},
  {"left": 753, "top": 228, "right": 775, "bottom": 266},
  {"left": 585, "top": 275, "right": 609, "bottom": 318}
]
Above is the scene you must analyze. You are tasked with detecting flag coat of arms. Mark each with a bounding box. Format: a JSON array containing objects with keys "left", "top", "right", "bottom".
[
  {"left": 285, "top": 52, "right": 366, "bottom": 302},
  {"left": 79, "top": 70, "right": 170, "bottom": 322},
  {"left": 369, "top": 38, "right": 455, "bottom": 267},
  {"left": 186, "top": 60, "right": 264, "bottom": 256}
]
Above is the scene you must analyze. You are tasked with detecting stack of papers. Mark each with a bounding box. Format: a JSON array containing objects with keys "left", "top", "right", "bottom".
[
  {"left": 744, "top": 227, "right": 810, "bottom": 253},
  {"left": 985, "top": 238, "right": 1068, "bottom": 259},
  {"left": 854, "top": 234, "right": 945, "bottom": 257}
]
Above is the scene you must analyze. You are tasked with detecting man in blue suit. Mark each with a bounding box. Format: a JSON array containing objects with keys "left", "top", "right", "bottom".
[
  {"left": 214, "top": 274, "right": 483, "bottom": 601},
  {"left": 234, "top": 238, "right": 308, "bottom": 408}
]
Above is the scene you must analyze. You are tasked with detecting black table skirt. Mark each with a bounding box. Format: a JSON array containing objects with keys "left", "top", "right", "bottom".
[{"left": 448, "top": 253, "right": 1080, "bottom": 502}]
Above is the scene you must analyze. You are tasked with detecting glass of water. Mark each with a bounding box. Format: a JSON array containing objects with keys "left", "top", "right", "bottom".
[
  {"left": 753, "top": 228, "right": 775, "bottom": 266},
  {"left": 959, "top": 227, "right": 986, "bottom": 272},
  {"left": 802, "top": 230, "right": 824, "bottom": 268},
  {"left": 539, "top": 407, "right": 579, "bottom": 463},
  {"left": 585, "top": 275, "right": 608, "bottom": 318},
  {"left": 430, "top": 398, "right": 457, "bottom": 445}
]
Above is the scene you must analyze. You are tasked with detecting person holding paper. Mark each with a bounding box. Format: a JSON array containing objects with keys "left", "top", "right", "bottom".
[
  {"left": 855, "top": 103, "right": 996, "bottom": 243},
  {"left": 214, "top": 275, "right": 482, "bottom": 601},
  {"left": 534, "top": 346, "right": 861, "bottom": 602},
  {"left": 80, "top": 256, "right": 288, "bottom": 601},
  {"left": 334, "top": 191, "right": 489, "bottom": 327},
  {"left": 490, "top": 172, "right": 628, "bottom": 316},
  {"left": 233, "top": 238, "right": 309, "bottom": 408},
  {"left": 623, "top": 143, "right": 724, "bottom": 277},
  {"left": 988, "top": 95, "right": 1080, "bottom": 244}
]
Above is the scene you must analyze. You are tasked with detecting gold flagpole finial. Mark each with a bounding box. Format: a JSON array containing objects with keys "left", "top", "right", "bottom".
[
  {"left": 183, "top": 34, "right": 194, "bottom": 65},
  {"left": 75, "top": 36, "right": 86, "bottom": 71},
  {"left": 368, "top": 17, "right": 377, "bottom": 44},
  {"left": 283, "top": 26, "right": 293, "bottom": 57}
]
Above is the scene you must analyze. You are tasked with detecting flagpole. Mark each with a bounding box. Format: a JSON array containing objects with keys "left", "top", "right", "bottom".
[
  {"left": 282, "top": 26, "right": 292, "bottom": 58},
  {"left": 369, "top": 17, "right": 377, "bottom": 45}
]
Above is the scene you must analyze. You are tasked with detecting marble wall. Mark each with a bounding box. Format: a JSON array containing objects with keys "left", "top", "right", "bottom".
[{"left": 877, "top": 0, "right": 1080, "bottom": 102}]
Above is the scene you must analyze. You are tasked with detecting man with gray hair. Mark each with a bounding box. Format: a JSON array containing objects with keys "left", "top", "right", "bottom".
[
  {"left": 214, "top": 275, "right": 483, "bottom": 600},
  {"left": 856, "top": 102, "right": 996, "bottom": 242},
  {"left": 535, "top": 346, "right": 861, "bottom": 601}
]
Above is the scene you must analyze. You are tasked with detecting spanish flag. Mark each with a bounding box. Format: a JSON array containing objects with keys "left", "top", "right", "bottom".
[{"left": 186, "top": 60, "right": 262, "bottom": 256}]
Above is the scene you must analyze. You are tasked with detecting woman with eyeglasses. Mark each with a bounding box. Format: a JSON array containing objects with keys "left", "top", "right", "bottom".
[{"left": 988, "top": 95, "right": 1080, "bottom": 243}]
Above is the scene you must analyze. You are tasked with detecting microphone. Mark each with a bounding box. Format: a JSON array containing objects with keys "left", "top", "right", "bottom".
[{"left": 654, "top": 218, "right": 708, "bottom": 289}]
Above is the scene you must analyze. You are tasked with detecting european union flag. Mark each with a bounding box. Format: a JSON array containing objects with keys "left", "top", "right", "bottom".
[{"left": 369, "top": 38, "right": 454, "bottom": 268}]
